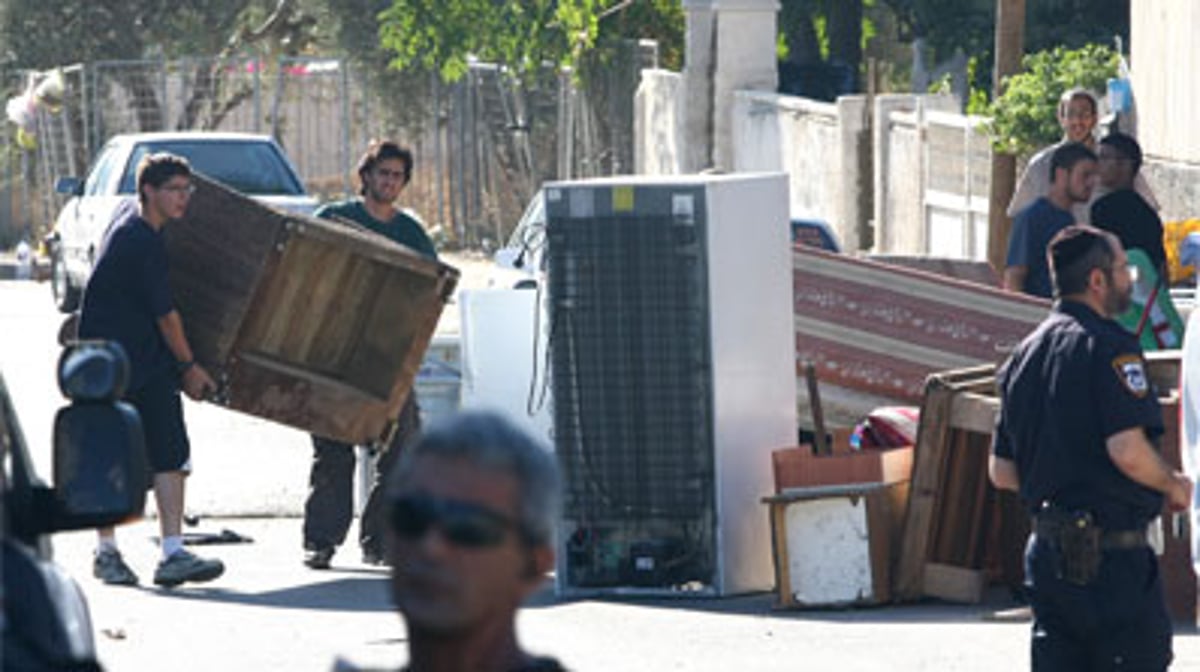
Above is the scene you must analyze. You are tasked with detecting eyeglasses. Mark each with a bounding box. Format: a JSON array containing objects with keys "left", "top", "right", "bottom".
[
  {"left": 389, "top": 494, "right": 520, "bottom": 548},
  {"left": 1103, "top": 262, "right": 1138, "bottom": 282},
  {"left": 159, "top": 183, "right": 195, "bottom": 195}
]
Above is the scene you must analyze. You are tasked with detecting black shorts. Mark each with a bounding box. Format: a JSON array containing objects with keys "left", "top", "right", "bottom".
[{"left": 126, "top": 373, "right": 191, "bottom": 474}]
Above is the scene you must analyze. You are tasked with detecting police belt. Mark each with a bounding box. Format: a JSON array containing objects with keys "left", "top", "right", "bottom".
[{"left": 1034, "top": 514, "right": 1149, "bottom": 550}]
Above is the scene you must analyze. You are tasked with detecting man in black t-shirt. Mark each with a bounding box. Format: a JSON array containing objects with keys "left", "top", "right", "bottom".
[
  {"left": 79, "top": 153, "right": 225, "bottom": 588},
  {"left": 1091, "top": 133, "right": 1166, "bottom": 282}
]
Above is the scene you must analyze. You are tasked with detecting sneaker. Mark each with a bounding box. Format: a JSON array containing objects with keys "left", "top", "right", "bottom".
[
  {"left": 361, "top": 548, "right": 387, "bottom": 567},
  {"left": 303, "top": 546, "right": 335, "bottom": 570},
  {"left": 153, "top": 549, "right": 224, "bottom": 587},
  {"left": 93, "top": 549, "right": 139, "bottom": 586}
]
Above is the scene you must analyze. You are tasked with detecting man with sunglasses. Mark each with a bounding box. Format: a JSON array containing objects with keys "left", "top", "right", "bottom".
[
  {"left": 371, "top": 411, "right": 565, "bottom": 672},
  {"left": 991, "top": 226, "right": 1191, "bottom": 670},
  {"left": 303, "top": 140, "right": 436, "bottom": 570},
  {"left": 1091, "top": 133, "right": 1166, "bottom": 284},
  {"left": 78, "top": 152, "right": 224, "bottom": 587}
]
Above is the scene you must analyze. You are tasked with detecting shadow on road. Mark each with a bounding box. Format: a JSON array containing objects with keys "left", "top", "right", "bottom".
[
  {"left": 525, "top": 584, "right": 1032, "bottom": 626},
  {"left": 141, "top": 576, "right": 393, "bottom": 612}
]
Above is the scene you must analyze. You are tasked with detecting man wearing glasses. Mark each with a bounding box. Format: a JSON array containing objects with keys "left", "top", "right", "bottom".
[
  {"left": 359, "top": 411, "right": 565, "bottom": 671},
  {"left": 991, "top": 226, "right": 1190, "bottom": 670},
  {"left": 1091, "top": 132, "right": 1166, "bottom": 284},
  {"left": 303, "top": 140, "right": 437, "bottom": 570},
  {"left": 79, "top": 152, "right": 225, "bottom": 587}
]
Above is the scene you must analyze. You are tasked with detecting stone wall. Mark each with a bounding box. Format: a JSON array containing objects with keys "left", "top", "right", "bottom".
[{"left": 1143, "top": 159, "right": 1200, "bottom": 222}]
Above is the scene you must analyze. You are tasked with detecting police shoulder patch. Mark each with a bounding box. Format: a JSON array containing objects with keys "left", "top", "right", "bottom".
[{"left": 1111, "top": 354, "right": 1150, "bottom": 397}]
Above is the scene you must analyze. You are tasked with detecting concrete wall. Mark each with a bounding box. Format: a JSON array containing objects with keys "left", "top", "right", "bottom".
[
  {"left": 634, "top": 69, "right": 687, "bottom": 175},
  {"left": 1143, "top": 159, "right": 1200, "bottom": 223},
  {"left": 635, "top": 73, "right": 978, "bottom": 255},
  {"left": 878, "top": 109, "right": 923, "bottom": 254},
  {"left": 732, "top": 91, "right": 869, "bottom": 251},
  {"left": 1132, "top": 0, "right": 1200, "bottom": 165}
]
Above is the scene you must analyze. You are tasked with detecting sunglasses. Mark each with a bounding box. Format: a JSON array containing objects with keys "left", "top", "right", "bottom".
[{"left": 389, "top": 494, "right": 521, "bottom": 548}]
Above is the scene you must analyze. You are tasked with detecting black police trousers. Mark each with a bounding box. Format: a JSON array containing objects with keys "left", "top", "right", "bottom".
[
  {"left": 302, "top": 396, "right": 420, "bottom": 556},
  {"left": 1026, "top": 533, "right": 1172, "bottom": 671}
]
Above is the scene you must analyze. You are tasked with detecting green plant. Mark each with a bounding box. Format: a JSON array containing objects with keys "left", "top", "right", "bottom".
[
  {"left": 964, "top": 56, "right": 989, "bottom": 116},
  {"left": 985, "top": 43, "right": 1118, "bottom": 155}
]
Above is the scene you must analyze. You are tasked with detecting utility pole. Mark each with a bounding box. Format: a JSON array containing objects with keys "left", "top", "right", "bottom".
[{"left": 986, "top": 0, "right": 1025, "bottom": 274}]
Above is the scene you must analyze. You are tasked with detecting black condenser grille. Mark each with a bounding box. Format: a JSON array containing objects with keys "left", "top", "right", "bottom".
[{"left": 548, "top": 209, "right": 714, "bottom": 523}]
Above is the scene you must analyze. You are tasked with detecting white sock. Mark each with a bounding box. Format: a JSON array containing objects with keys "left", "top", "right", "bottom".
[
  {"left": 161, "top": 535, "right": 184, "bottom": 560},
  {"left": 97, "top": 536, "right": 118, "bottom": 555}
]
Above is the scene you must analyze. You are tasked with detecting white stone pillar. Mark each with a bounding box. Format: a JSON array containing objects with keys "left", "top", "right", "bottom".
[
  {"left": 683, "top": 0, "right": 779, "bottom": 172},
  {"left": 711, "top": 0, "right": 779, "bottom": 171},
  {"left": 682, "top": 0, "right": 717, "bottom": 172}
]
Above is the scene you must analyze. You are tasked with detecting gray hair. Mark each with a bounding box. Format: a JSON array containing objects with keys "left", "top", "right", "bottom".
[{"left": 386, "top": 410, "right": 561, "bottom": 546}]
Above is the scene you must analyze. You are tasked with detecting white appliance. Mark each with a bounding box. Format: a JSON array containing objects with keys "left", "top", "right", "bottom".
[
  {"left": 457, "top": 288, "right": 554, "bottom": 447},
  {"left": 545, "top": 173, "right": 796, "bottom": 596}
]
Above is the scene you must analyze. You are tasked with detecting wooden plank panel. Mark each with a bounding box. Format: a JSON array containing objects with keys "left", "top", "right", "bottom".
[
  {"left": 168, "top": 174, "right": 287, "bottom": 366},
  {"left": 923, "top": 562, "right": 986, "bottom": 604},
  {"left": 1156, "top": 396, "right": 1197, "bottom": 624},
  {"left": 949, "top": 392, "right": 999, "bottom": 434},
  {"left": 894, "top": 378, "right": 956, "bottom": 600}
]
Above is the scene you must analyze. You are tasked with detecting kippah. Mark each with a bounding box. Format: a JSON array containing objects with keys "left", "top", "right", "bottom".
[{"left": 1049, "top": 226, "right": 1103, "bottom": 272}]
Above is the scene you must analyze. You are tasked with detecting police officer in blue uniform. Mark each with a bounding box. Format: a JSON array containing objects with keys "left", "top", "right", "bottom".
[{"left": 990, "top": 225, "right": 1192, "bottom": 671}]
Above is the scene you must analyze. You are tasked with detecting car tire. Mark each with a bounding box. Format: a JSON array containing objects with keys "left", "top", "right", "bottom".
[{"left": 50, "top": 247, "right": 81, "bottom": 313}]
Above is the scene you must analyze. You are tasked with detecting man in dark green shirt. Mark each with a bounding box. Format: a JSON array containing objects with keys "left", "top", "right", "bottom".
[{"left": 303, "top": 140, "right": 437, "bottom": 569}]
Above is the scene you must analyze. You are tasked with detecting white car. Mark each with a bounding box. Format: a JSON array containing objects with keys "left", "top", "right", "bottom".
[
  {"left": 490, "top": 190, "right": 546, "bottom": 289},
  {"left": 47, "top": 132, "right": 318, "bottom": 312}
]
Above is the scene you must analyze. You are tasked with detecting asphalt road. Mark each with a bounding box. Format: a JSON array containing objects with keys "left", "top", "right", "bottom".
[{"left": 4, "top": 273, "right": 1200, "bottom": 671}]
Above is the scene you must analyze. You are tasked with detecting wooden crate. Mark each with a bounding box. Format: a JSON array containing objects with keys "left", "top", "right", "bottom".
[
  {"left": 1155, "top": 392, "right": 1197, "bottom": 624},
  {"left": 894, "top": 354, "right": 1198, "bottom": 623},
  {"left": 166, "top": 175, "right": 459, "bottom": 445},
  {"left": 765, "top": 481, "right": 909, "bottom": 607},
  {"left": 893, "top": 365, "right": 1006, "bottom": 604}
]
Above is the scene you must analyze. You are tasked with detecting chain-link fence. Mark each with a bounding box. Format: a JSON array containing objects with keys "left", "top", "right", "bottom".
[{"left": 2, "top": 45, "right": 654, "bottom": 251}]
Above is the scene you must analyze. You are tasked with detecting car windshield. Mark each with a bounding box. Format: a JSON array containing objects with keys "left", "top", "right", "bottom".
[
  {"left": 116, "top": 140, "right": 305, "bottom": 196},
  {"left": 505, "top": 192, "right": 545, "bottom": 250}
]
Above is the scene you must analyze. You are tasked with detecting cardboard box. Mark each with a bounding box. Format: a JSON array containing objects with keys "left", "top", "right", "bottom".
[
  {"left": 772, "top": 444, "right": 914, "bottom": 492},
  {"left": 764, "top": 481, "right": 909, "bottom": 607},
  {"left": 167, "top": 175, "right": 459, "bottom": 444}
]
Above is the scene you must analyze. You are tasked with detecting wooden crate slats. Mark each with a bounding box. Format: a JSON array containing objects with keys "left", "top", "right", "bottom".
[
  {"left": 893, "top": 375, "right": 958, "bottom": 600},
  {"left": 169, "top": 174, "right": 287, "bottom": 366},
  {"left": 166, "top": 174, "right": 460, "bottom": 445},
  {"left": 894, "top": 365, "right": 999, "bottom": 602}
]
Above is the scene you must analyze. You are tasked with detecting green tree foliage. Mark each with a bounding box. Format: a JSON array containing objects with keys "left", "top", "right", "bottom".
[
  {"left": 985, "top": 44, "right": 1118, "bottom": 155},
  {"left": 0, "top": 0, "right": 280, "bottom": 69},
  {"left": 377, "top": 0, "right": 682, "bottom": 82}
]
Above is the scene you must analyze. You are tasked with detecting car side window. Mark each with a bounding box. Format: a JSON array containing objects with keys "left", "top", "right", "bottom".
[{"left": 84, "top": 146, "right": 121, "bottom": 197}]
